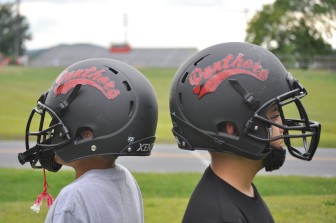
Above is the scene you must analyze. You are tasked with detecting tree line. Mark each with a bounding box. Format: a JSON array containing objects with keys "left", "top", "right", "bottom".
[
  {"left": 0, "top": 3, "right": 30, "bottom": 63},
  {"left": 245, "top": 0, "right": 336, "bottom": 69}
]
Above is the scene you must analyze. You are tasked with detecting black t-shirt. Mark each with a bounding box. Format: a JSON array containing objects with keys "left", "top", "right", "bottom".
[{"left": 182, "top": 167, "right": 274, "bottom": 223}]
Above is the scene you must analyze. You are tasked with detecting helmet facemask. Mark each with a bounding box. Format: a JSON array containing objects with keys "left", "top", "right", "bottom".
[
  {"left": 18, "top": 86, "right": 79, "bottom": 172},
  {"left": 246, "top": 75, "right": 321, "bottom": 161}
]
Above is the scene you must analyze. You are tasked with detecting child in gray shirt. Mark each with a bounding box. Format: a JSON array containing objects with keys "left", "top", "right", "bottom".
[{"left": 18, "top": 58, "right": 158, "bottom": 223}]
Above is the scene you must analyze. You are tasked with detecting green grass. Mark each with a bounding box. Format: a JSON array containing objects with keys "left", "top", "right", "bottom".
[
  {"left": 0, "top": 168, "right": 335, "bottom": 223},
  {"left": 289, "top": 70, "right": 336, "bottom": 148},
  {"left": 0, "top": 66, "right": 335, "bottom": 146},
  {"left": 0, "top": 67, "right": 64, "bottom": 139},
  {"left": 1, "top": 67, "right": 335, "bottom": 223}
]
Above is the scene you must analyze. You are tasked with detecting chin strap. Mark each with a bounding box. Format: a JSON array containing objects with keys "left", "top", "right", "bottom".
[
  {"left": 30, "top": 169, "right": 54, "bottom": 213},
  {"left": 263, "top": 148, "right": 286, "bottom": 172}
]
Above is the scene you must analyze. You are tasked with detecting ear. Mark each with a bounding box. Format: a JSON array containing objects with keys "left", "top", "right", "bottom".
[
  {"left": 78, "top": 128, "right": 94, "bottom": 139},
  {"left": 226, "top": 122, "right": 236, "bottom": 135}
]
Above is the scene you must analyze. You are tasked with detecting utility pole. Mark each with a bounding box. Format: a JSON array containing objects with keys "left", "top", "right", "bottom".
[
  {"left": 123, "top": 13, "right": 128, "bottom": 44},
  {"left": 14, "top": 0, "right": 21, "bottom": 58}
]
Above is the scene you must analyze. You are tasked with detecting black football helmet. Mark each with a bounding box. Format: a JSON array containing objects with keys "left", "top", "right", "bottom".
[
  {"left": 170, "top": 42, "right": 321, "bottom": 164},
  {"left": 18, "top": 58, "right": 158, "bottom": 172}
]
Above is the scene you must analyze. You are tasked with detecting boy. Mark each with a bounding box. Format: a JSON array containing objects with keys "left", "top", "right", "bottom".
[
  {"left": 169, "top": 42, "right": 321, "bottom": 222},
  {"left": 18, "top": 58, "right": 158, "bottom": 223}
]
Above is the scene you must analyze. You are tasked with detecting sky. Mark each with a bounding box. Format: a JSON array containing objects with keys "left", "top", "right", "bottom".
[{"left": 4, "top": 0, "right": 336, "bottom": 51}]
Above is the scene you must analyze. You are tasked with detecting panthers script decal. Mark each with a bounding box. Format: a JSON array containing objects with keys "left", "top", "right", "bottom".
[
  {"left": 189, "top": 53, "right": 269, "bottom": 98},
  {"left": 53, "top": 66, "right": 120, "bottom": 99}
]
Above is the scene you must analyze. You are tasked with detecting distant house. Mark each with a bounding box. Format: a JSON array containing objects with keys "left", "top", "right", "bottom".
[
  {"left": 29, "top": 44, "right": 198, "bottom": 68},
  {"left": 109, "top": 43, "right": 132, "bottom": 53}
]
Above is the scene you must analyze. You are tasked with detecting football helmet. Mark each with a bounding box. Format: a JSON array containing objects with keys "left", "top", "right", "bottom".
[
  {"left": 170, "top": 42, "right": 321, "bottom": 166},
  {"left": 18, "top": 58, "right": 158, "bottom": 172}
]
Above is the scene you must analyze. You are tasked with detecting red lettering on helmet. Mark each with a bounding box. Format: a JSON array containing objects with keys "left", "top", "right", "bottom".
[
  {"left": 189, "top": 53, "right": 268, "bottom": 98},
  {"left": 53, "top": 66, "right": 120, "bottom": 100}
]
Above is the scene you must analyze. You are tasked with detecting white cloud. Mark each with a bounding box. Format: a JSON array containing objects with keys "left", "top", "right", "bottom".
[{"left": 20, "top": 0, "right": 334, "bottom": 51}]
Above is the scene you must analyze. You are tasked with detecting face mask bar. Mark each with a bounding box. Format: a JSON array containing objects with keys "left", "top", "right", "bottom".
[
  {"left": 18, "top": 101, "right": 71, "bottom": 169},
  {"left": 246, "top": 88, "right": 321, "bottom": 161},
  {"left": 18, "top": 85, "right": 82, "bottom": 169}
]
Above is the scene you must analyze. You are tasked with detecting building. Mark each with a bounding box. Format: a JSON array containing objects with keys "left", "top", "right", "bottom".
[{"left": 29, "top": 44, "right": 198, "bottom": 68}]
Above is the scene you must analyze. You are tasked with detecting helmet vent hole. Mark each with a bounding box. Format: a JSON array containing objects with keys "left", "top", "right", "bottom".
[
  {"left": 104, "top": 66, "right": 119, "bottom": 74},
  {"left": 194, "top": 54, "right": 209, "bottom": 66},
  {"left": 128, "top": 101, "right": 135, "bottom": 117},
  {"left": 123, "top": 81, "right": 131, "bottom": 91},
  {"left": 181, "top": 72, "right": 189, "bottom": 83}
]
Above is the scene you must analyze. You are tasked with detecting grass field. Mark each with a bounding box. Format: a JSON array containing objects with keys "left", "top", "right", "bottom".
[
  {"left": 0, "top": 66, "right": 335, "bottom": 222},
  {"left": 0, "top": 168, "right": 335, "bottom": 223},
  {"left": 0, "top": 66, "right": 335, "bottom": 147}
]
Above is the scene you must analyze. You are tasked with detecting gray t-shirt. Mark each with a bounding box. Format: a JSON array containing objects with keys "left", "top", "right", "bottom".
[{"left": 45, "top": 164, "right": 144, "bottom": 223}]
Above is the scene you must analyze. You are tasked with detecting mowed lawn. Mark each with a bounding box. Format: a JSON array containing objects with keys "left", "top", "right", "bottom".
[
  {"left": 0, "top": 66, "right": 335, "bottom": 147},
  {"left": 0, "top": 169, "right": 335, "bottom": 223}
]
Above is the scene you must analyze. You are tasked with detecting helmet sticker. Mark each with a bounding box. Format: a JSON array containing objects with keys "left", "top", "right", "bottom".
[
  {"left": 128, "top": 136, "right": 135, "bottom": 143},
  {"left": 53, "top": 66, "right": 120, "bottom": 100},
  {"left": 189, "top": 53, "right": 269, "bottom": 98},
  {"left": 136, "top": 143, "right": 153, "bottom": 152}
]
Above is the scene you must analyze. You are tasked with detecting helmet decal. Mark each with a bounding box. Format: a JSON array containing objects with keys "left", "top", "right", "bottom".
[
  {"left": 189, "top": 53, "right": 269, "bottom": 98},
  {"left": 53, "top": 66, "right": 120, "bottom": 100}
]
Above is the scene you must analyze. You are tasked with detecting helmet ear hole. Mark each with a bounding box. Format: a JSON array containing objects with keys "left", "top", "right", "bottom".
[
  {"left": 217, "top": 122, "right": 239, "bottom": 136},
  {"left": 76, "top": 127, "right": 94, "bottom": 140}
]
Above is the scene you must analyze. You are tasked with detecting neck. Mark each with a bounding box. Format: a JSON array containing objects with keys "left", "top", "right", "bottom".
[
  {"left": 210, "top": 152, "right": 263, "bottom": 197},
  {"left": 69, "top": 156, "right": 117, "bottom": 179}
]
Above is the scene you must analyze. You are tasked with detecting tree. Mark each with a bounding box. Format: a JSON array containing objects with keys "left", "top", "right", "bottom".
[
  {"left": 0, "top": 3, "right": 31, "bottom": 57},
  {"left": 245, "top": 0, "right": 336, "bottom": 68}
]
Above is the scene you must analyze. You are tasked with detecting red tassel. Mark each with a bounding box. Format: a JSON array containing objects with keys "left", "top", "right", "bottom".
[{"left": 31, "top": 168, "right": 54, "bottom": 213}]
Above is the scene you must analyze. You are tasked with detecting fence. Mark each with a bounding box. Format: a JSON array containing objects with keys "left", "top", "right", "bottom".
[{"left": 277, "top": 54, "right": 336, "bottom": 70}]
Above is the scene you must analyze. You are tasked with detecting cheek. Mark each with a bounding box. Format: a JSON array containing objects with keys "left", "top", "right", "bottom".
[
  {"left": 271, "top": 125, "right": 282, "bottom": 137},
  {"left": 54, "top": 156, "right": 65, "bottom": 165},
  {"left": 271, "top": 126, "right": 277, "bottom": 137},
  {"left": 270, "top": 126, "right": 284, "bottom": 148}
]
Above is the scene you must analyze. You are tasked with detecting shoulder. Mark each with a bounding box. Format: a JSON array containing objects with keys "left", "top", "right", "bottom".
[
  {"left": 114, "top": 164, "right": 133, "bottom": 176},
  {"left": 46, "top": 182, "right": 83, "bottom": 221},
  {"left": 53, "top": 180, "right": 84, "bottom": 208},
  {"left": 183, "top": 167, "right": 242, "bottom": 222},
  {"left": 114, "top": 164, "right": 139, "bottom": 184},
  {"left": 193, "top": 166, "right": 236, "bottom": 199}
]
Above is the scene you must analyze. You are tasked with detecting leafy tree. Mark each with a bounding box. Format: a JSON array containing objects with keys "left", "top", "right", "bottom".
[
  {"left": 0, "top": 3, "right": 31, "bottom": 57},
  {"left": 245, "top": 0, "right": 336, "bottom": 68}
]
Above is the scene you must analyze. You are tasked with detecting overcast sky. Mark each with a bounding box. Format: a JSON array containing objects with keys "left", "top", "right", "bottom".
[{"left": 5, "top": 0, "right": 336, "bottom": 50}]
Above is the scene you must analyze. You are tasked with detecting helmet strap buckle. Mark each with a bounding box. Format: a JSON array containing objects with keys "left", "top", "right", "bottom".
[
  {"left": 54, "top": 84, "right": 82, "bottom": 115},
  {"left": 228, "top": 79, "right": 260, "bottom": 110}
]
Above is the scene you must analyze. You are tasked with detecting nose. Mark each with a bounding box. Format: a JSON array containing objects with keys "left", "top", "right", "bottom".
[{"left": 279, "top": 126, "right": 284, "bottom": 135}]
